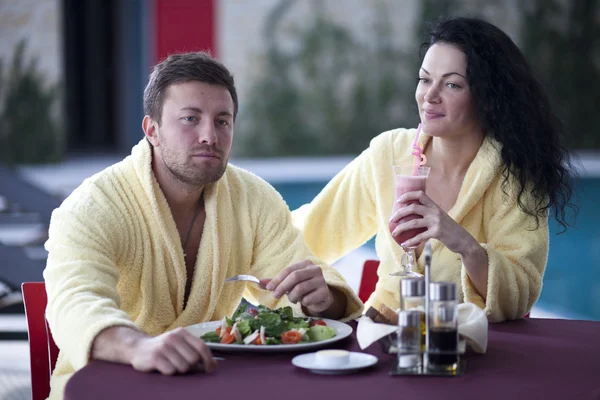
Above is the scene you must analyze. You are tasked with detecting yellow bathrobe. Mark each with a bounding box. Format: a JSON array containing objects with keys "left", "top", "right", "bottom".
[
  {"left": 292, "top": 128, "right": 548, "bottom": 323},
  {"left": 43, "top": 139, "right": 363, "bottom": 399}
]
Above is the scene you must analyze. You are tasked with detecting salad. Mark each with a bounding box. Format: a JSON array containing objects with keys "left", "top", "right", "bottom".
[{"left": 200, "top": 304, "right": 336, "bottom": 345}]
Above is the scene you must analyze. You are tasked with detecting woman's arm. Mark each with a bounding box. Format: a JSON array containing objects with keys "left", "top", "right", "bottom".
[
  {"left": 391, "top": 188, "right": 547, "bottom": 322},
  {"left": 244, "top": 180, "right": 364, "bottom": 321},
  {"left": 291, "top": 146, "right": 379, "bottom": 264},
  {"left": 458, "top": 239, "right": 489, "bottom": 299},
  {"left": 461, "top": 198, "right": 548, "bottom": 322}
]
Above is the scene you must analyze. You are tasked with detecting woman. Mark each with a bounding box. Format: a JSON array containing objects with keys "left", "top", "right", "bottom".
[{"left": 291, "top": 17, "right": 576, "bottom": 322}]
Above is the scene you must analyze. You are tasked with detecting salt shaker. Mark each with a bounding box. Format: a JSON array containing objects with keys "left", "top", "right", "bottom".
[
  {"left": 397, "top": 310, "right": 422, "bottom": 371},
  {"left": 401, "top": 278, "right": 426, "bottom": 350}
]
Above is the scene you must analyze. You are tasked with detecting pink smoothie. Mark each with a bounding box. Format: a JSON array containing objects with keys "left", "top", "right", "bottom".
[{"left": 389, "top": 175, "right": 427, "bottom": 246}]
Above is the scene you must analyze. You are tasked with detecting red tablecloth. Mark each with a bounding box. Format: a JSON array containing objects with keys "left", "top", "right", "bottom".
[{"left": 64, "top": 319, "right": 600, "bottom": 400}]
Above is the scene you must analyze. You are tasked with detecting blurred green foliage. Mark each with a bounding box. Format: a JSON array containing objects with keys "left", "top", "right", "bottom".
[
  {"left": 237, "top": 0, "right": 599, "bottom": 156},
  {"left": 238, "top": 0, "right": 415, "bottom": 156},
  {"left": 520, "top": 0, "right": 600, "bottom": 149},
  {"left": 0, "top": 40, "right": 63, "bottom": 165}
]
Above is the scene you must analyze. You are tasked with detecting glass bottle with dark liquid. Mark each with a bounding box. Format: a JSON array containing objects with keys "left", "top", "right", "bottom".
[
  {"left": 428, "top": 327, "right": 458, "bottom": 366},
  {"left": 427, "top": 282, "right": 459, "bottom": 372}
]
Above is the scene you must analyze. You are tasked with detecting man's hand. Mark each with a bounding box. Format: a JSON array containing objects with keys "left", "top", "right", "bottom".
[
  {"left": 130, "top": 328, "right": 217, "bottom": 375},
  {"left": 264, "top": 260, "right": 347, "bottom": 319},
  {"left": 92, "top": 326, "right": 217, "bottom": 375}
]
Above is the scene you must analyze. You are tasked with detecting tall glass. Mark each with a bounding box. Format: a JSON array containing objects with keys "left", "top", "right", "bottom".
[{"left": 388, "top": 163, "right": 430, "bottom": 277}]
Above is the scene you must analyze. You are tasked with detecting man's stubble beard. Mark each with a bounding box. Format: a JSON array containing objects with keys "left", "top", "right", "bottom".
[{"left": 161, "top": 145, "right": 228, "bottom": 188}]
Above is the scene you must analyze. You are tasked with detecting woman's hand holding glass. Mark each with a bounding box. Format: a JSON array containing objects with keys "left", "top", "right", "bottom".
[
  {"left": 389, "top": 164, "right": 430, "bottom": 277},
  {"left": 390, "top": 190, "right": 477, "bottom": 255}
]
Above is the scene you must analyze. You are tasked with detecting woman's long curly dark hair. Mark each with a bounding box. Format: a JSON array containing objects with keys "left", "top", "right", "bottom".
[{"left": 423, "top": 17, "right": 577, "bottom": 231}]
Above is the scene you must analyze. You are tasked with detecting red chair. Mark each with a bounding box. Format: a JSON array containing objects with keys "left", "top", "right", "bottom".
[
  {"left": 358, "top": 260, "right": 380, "bottom": 303},
  {"left": 21, "top": 282, "right": 59, "bottom": 400}
]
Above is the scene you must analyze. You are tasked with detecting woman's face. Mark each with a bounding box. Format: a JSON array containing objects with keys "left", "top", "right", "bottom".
[{"left": 415, "top": 43, "right": 479, "bottom": 138}]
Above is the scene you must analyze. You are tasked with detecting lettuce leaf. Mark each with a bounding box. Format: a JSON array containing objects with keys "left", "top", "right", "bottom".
[
  {"left": 232, "top": 303, "right": 248, "bottom": 320},
  {"left": 275, "top": 306, "right": 294, "bottom": 320},
  {"left": 237, "top": 319, "right": 252, "bottom": 337},
  {"left": 201, "top": 331, "right": 221, "bottom": 343},
  {"left": 257, "top": 312, "right": 284, "bottom": 337},
  {"left": 265, "top": 337, "right": 282, "bottom": 345},
  {"left": 284, "top": 319, "right": 309, "bottom": 331}
]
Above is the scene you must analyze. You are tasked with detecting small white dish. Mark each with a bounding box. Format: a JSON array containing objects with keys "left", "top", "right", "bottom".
[
  {"left": 292, "top": 351, "right": 378, "bottom": 375},
  {"left": 315, "top": 349, "right": 350, "bottom": 367}
]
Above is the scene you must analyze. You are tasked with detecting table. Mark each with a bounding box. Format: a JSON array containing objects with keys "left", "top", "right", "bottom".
[{"left": 65, "top": 319, "right": 600, "bottom": 400}]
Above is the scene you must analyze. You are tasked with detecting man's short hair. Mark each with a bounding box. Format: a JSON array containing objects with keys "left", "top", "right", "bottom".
[{"left": 143, "top": 51, "right": 238, "bottom": 125}]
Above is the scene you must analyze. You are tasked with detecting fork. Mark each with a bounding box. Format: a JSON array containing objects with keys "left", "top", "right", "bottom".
[{"left": 224, "top": 274, "right": 268, "bottom": 290}]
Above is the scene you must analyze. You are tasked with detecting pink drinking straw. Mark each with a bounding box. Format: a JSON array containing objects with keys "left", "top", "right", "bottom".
[{"left": 411, "top": 124, "right": 424, "bottom": 175}]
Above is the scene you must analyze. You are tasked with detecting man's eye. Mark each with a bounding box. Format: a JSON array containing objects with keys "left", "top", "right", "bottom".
[
  {"left": 182, "top": 116, "right": 197, "bottom": 122},
  {"left": 218, "top": 119, "right": 230, "bottom": 126}
]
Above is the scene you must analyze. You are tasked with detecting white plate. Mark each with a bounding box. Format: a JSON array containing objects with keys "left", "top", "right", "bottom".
[
  {"left": 184, "top": 318, "right": 353, "bottom": 353},
  {"left": 292, "top": 352, "right": 378, "bottom": 375}
]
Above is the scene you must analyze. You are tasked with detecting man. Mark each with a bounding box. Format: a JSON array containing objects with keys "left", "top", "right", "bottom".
[{"left": 44, "top": 52, "right": 363, "bottom": 399}]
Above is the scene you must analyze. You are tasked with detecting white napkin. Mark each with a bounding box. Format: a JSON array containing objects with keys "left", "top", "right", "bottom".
[{"left": 357, "top": 302, "right": 488, "bottom": 354}]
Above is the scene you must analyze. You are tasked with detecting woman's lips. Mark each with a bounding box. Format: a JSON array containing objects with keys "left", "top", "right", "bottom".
[{"left": 423, "top": 109, "right": 444, "bottom": 120}]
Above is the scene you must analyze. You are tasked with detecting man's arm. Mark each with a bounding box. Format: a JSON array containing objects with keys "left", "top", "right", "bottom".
[
  {"left": 311, "top": 286, "right": 347, "bottom": 320},
  {"left": 92, "top": 326, "right": 216, "bottom": 374},
  {"left": 44, "top": 191, "right": 140, "bottom": 371},
  {"left": 92, "top": 326, "right": 145, "bottom": 364},
  {"left": 44, "top": 186, "right": 215, "bottom": 374}
]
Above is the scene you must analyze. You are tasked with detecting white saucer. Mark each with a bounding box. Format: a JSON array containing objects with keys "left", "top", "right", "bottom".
[{"left": 292, "top": 352, "right": 378, "bottom": 375}]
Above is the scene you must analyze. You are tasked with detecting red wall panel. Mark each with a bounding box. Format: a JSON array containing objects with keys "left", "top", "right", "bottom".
[{"left": 155, "top": 0, "right": 216, "bottom": 62}]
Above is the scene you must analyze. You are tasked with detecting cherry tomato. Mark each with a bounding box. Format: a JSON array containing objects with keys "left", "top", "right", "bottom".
[
  {"left": 216, "top": 326, "right": 232, "bottom": 336},
  {"left": 220, "top": 332, "right": 236, "bottom": 344},
  {"left": 281, "top": 330, "right": 302, "bottom": 344}
]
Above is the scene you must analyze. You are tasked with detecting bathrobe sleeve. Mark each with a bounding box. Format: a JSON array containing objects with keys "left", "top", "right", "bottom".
[
  {"left": 44, "top": 183, "right": 138, "bottom": 370},
  {"left": 291, "top": 145, "right": 380, "bottom": 265},
  {"left": 461, "top": 186, "right": 549, "bottom": 322}
]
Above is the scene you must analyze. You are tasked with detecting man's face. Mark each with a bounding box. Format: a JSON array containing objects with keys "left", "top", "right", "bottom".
[{"left": 148, "top": 81, "right": 234, "bottom": 187}]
